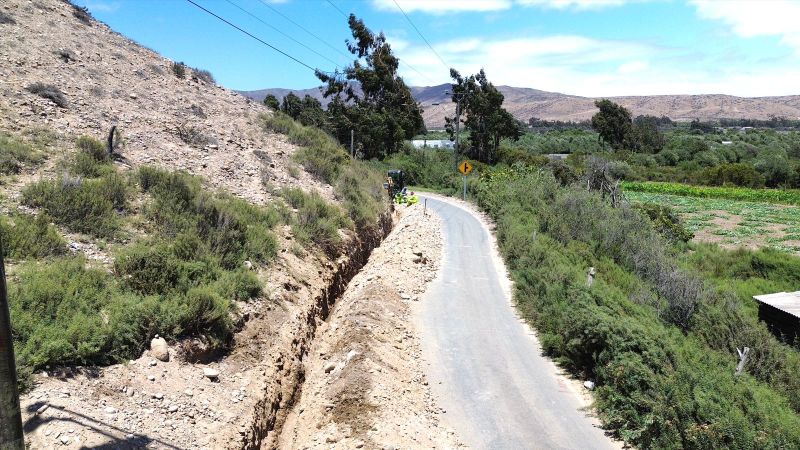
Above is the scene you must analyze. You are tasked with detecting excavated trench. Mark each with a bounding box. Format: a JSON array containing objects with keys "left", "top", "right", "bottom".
[{"left": 241, "top": 211, "right": 394, "bottom": 449}]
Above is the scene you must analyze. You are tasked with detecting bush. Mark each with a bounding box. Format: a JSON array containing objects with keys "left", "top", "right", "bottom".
[
  {"left": 70, "top": 135, "right": 112, "bottom": 177},
  {"left": 21, "top": 173, "right": 128, "bottom": 237},
  {"left": 171, "top": 61, "right": 186, "bottom": 79},
  {"left": 192, "top": 68, "right": 215, "bottom": 84},
  {"left": 633, "top": 202, "right": 694, "bottom": 244},
  {"left": 473, "top": 167, "right": 800, "bottom": 447},
  {"left": 699, "top": 163, "right": 766, "bottom": 188},
  {"left": 70, "top": 3, "right": 92, "bottom": 25},
  {"left": 261, "top": 112, "right": 387, "bottom": 226},
  {"left": 26, "top": 82, "right": 68, "bottom": 108},
  {"left": 0, "top": 133, "right": 43, "bottom": 175},
  {"left": 137, "top": 167, "right": 279, "bottom": 268},
  {"left": 0, "top": 213, "right": 65, "bottom": 259},
  {"left": 280, "top": 187, "right": 350, "bottom": 252}
]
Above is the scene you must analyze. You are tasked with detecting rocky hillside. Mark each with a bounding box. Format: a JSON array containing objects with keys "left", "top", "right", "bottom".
[
  {"left": 242, "top": 83, "right": 800, "bottom": 128},
  {"left": 0, "top": 0, "right": 328, "bottom": 205}
]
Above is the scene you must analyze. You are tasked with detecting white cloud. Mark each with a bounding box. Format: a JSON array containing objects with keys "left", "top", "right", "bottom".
[
  {"left": 392, "top": 34, "right": 800, "bottom": 96},
  {"left": 372, "top": 0, "right": 632, "bottom": 13},
  {"left": 691, "top": 0, "right": 800, "bottom": 53},
  {"left": 371, "top": 0, "right": 512, "bottom": 14},
  {"left": 516, "top": 0, "right": 629, "bottom": 10},
  {"left": 618, "top": 61, "right": 648, "bottom": 74}
]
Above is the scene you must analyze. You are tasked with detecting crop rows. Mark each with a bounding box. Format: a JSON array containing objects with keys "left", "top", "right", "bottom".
[{"left": 622, "top": 181, "right": 800, "bottom": 206}]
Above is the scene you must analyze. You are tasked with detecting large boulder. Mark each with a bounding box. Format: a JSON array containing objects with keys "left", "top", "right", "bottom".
[{"left": 150, "top": 336, "right": 169, "bottom": 362}]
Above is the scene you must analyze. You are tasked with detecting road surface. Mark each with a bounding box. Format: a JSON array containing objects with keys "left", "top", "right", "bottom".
[{"left": 417, "top": 196, "right": 617, "bottom": 450}]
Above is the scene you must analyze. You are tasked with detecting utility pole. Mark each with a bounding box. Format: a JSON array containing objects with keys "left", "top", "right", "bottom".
[
  {"left": 446, "top": 89, "right": 472, "bottom": 165},
  {"left": 350, "top": 129, "right": 354, "bottom": 158},
  {"left": 0, "top": 235, "right": 24, "bottom": 450}
]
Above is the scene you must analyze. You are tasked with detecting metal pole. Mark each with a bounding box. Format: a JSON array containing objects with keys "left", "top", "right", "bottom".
[
  {"left": 350, "top": 129, "right": 354, "bottom": 158},
  {"left": 0, "top": 234, "right": 25, "bottom": 450},
  {"left": 463, "top": 175, "right": 467, "bottom": 201}
]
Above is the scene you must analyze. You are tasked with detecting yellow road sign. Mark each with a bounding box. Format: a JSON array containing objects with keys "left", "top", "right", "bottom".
[{"left": 458, "top": 160, "right": 473, "bottom": 175}]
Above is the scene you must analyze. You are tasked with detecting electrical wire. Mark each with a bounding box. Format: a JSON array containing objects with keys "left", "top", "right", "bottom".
[
  {"left": 257, "top": 0, "right": 352, "bottom": 62},
  {"left": 224, "top": 0, "right": 341, "bottom": 68},
  {"left": 185, "top": 0, "right": 321, "bottom": 72},
  {"left": 324, "top": 0, "right": 349, "bottom": 19},
  {"left": 391, "top": 0, "right": 449, "bottom": 69}
]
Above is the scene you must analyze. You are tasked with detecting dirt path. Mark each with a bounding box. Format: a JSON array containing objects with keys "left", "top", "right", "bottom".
[{"left": 277, "top": 202, "right": 464, "bottom": 449}]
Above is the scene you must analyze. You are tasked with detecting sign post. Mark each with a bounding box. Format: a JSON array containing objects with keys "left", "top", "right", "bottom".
[{"left": 458, "top": 160, "right": 473, "bottom": 201}]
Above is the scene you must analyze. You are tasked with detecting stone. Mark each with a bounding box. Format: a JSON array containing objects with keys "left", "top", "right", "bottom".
[
  {"left": 323, "top": 362, "right": 336, "bottom": 373},
  {"left": 104, "top": 406, "right": 117, "bottom": 414},
  {"left": 153, "top": 393, "right": 164, "bottom": 400},
  {"left": 147, "top": 375, "right": 156, "bottom": 381},
  {"left": 243, "top": 260, "right": 253, "bottom": 270},
  {"left": 346, "top": 350, "right": 359, "bottom": 363},
  {"left": 168, "top": 404, "right": 179, "bottom": 413},
  {"left": 583, "top": 380, "right": 596, "bottom": 390},
  {"left": 203, "top": 368, "right": 220, "bottom": 380},
  {"left": 60, "top": 436, "right": 70, "bottom": 445},
  {"left": 150, "top": 337, "right": 169, "bottom": 362}
]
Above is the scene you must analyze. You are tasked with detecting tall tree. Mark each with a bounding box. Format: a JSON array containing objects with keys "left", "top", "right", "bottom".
[
  {"left": 591, "top": 99, "right": 632, "bottom": 150},
  {"left": 280, "top": 92, "right": 302, "bottom": 119},
  {"left": 297, "top": 95, "right": 325, "bottom": 128},
  {"left": 631, "top": 115, "right": 665, "bottom": 153},
  {"left": 445, "top": 69, "right": 521, "bottom": 163},
  {"left": 263, "top": 94, "right": 280, "bottom": 111},
  {"left": 316, "top": 14, "right": 425, "bottom": 159}
]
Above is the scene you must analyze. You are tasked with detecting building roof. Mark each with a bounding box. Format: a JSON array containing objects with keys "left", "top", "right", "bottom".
[{"left": 753, "top": 291, "right": 800, "bottom": 318}]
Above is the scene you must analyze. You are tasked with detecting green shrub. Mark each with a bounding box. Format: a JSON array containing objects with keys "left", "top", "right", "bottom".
[
  {"left": 137, "top": 166, "right": 279, "bottom": 267},
  {"left": 0, "top": 133, "right": 44, "bottom": 175},
  {"left": 473, "top": 166, "right": 800, "bottom": 448},
  {"left": 280, "top": 187, "right": 350, "bottom": 251},
  {"left": 633, "top": 202, "right": 694, "bottom": 244},
  {"left": 261, "top": 112, "right": 386, "bottom": 225},
  {"left": 192, "top": 68, "right": 215, "bottom": 84},
  {"left": 70, "top": 135, "right": 113, "bottom": 177},
  {"left": 0, "top": 213, "right": 65, "bottom": 259},
  {"left": 21, "top": 172, "right": 128, "bottom": 237}
]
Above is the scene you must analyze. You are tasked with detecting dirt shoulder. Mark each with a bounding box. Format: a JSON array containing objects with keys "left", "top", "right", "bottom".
[{"left": 277, "top": 202, "right": 465, "bottom": 449}]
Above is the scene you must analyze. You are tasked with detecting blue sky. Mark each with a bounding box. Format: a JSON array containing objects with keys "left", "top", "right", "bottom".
[{"left": 75, "top": 0, "right": 800, "bottom": 97}]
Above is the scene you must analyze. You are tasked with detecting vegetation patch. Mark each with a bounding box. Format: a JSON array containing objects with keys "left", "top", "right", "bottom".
[
  {"left": 279, "top": 187, "right": 350, "bottom": 253},
  {"left": 473, "top": 166, "right": 800, "bottom": 448},
  {"left": 26, "top": 82, "right": 68, "bottom": 108},
  {"left": 0, "top": 133, "right": 44, "bottom": 175},
  {"left": 260, "top": 112, "right": 386, "bottom": 227},
  {"left": 9, "top": 164, "right": 282, "bottom": 379},
  {"left": 624, "top": 181, "right": 800, "bottom": 206},
  {"left": 0, "top": 213, "right": 66, "bottom": 259}
]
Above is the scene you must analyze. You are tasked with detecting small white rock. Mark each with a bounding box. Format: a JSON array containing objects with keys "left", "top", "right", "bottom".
[
  {"left": 583, "top": 380, "right": 595, "bottom": 391},
  {"left": 203, "top": 368, "right": 220, "bottom": 380}
]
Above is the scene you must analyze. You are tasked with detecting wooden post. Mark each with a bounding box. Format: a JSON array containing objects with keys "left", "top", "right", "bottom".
[
  {"left": 0, "top": 234, "right": 25, "bottom": 450},
  {"left": 735, "top": 347, "right": 750, "bottom": 377},
  {"left": 107, "top": 125, "right": 117, "bottom": 156}
]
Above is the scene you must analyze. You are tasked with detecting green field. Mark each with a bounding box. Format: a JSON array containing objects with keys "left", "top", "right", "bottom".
[{"left": 626, "top": 190, "right": 800, "bottom": 253}]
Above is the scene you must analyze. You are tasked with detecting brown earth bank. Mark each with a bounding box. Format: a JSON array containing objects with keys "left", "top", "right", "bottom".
[{"left": 276, "top": 203, "right": 464, "bottom": 450}]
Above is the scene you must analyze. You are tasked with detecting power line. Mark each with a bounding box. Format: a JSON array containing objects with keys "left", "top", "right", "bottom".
[
  {"left": 224, "top": 0, "right": 341, "bottom": 68},
  {"left": 257, "top": 0, "right": 352, "bottom": 62},
  {"left": 186, "top": 0, "right": 320, "bottom": 72},
  {"left": 324, "top": 0, "right": 348, "bottom": 19},
  {"left": 391, "top": 0, "right": 449, "bottom": 69}
]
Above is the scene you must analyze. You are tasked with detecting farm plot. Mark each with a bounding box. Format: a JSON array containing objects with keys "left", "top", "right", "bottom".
[{"left": 626, "top": 191, "right": 800, "bottom": 254}]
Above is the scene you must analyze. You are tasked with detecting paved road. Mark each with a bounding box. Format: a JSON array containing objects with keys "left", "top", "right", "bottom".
[{"left": 416, "top": 196, "right": 616, "bottom": 450}]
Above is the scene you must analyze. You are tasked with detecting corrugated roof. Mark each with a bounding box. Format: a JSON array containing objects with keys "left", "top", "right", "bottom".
[{"left": 753, "top": 292, "right": 800, "bottom": 319}]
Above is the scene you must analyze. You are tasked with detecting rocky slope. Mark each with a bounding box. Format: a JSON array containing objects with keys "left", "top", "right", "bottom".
[
  {"left": 0, "top": 0, "right": 328, "bottom": 206},
  {"left": 242, "top": 84, "right": 800, "bottom": 128}
]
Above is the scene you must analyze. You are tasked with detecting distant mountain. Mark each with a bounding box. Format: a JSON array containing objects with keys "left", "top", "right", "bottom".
[{"left": 239, "top": 85, "right": 800, "bottom": 128}]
